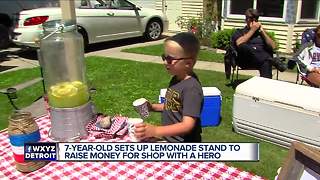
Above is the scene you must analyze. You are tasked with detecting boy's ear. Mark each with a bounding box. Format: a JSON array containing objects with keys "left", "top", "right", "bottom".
[{"left": 185, "top": 59, "right": 195, "bottom": 68}]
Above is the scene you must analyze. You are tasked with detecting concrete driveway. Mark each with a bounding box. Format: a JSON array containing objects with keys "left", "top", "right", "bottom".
[
  {"left": 0, "top": 47, "right": 39, "bottom": 73},
  {"left": 0, "top": 36, "right": 166, "bottom": 74}
]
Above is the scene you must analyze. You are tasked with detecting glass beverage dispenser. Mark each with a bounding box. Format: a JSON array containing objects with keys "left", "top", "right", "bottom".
[{"left": 40, "top": 20, "right": 94, "bottom": 141}]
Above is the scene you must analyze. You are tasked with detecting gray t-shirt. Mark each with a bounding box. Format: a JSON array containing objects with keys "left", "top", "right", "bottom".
[{"left": 162, "top": 75, "right": 203, "bottom": 142}]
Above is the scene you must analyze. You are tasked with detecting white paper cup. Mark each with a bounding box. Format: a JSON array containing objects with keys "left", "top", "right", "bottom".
[
  {"left": 127, "top": 118, "right": 143, "bottom": 142},
  {"left": 132, "top": 98, "right": 150, "bottom": 119}
]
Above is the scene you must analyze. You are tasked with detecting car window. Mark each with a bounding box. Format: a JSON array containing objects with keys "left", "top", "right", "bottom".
[
  {"left": 91, "top": 0, "right": 109, "bottom": 9},
  {"left": 80, "top": 0, "right": 89, "bottom": 6},
  {"left": 91, "top": 0, "right": 134, "bottom": 9},
  {"left": 110, "top": 0, "right": 133, "bottom": 9},
  {"left": 77, "top": 0, "right": 90, "bottom": 8}
]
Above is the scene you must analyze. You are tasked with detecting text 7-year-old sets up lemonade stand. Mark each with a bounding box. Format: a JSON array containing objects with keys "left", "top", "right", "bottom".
[{"left": 39, "top": 20, "right": 94, "bottom": 141}]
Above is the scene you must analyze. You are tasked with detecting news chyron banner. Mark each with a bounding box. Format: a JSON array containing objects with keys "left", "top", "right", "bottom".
[{"left": 24, "top": 142, "right": 259, "bottom": 161}]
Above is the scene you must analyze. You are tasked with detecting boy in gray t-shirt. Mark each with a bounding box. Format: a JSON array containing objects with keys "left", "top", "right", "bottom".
[{"left": 135, "top": 32, "right": 203, "bottom": 142}]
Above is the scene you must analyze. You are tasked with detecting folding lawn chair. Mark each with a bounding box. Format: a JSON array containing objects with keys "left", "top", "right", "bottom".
[
  {"left": 287, "top": 28, "right": 319, "bottom": 87},
  {"left": 224, "top": 30, "right": 282, "bottom": 84}
]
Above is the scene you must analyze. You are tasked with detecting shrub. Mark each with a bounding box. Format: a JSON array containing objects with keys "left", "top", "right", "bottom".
[
  {"left": 293, "top": 32, "right": 301, "bottom": 53},
  {"left": 175, "top": 16, "right": 198, "bottom": 31},
  {"left": 210, "top": 28, "right": 236, "bottom": 50},
  {"left": 266, "top": 31, "right": 279, "bottom": 50},
  {"left": 211, "top": 28, "right": 279, "bottom": 50},
  {"left": 176, "top": 15, "right": 216, "bottom": 46}
]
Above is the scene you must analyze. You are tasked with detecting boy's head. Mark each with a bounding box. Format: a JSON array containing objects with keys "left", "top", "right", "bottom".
[{"left": 163, "top": 33, "right": 200, "bottom": 76}]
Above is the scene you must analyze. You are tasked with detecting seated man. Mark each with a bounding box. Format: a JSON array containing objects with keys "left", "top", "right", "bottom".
[
  {"left": 232, "top": 8, "right": 287, "bottom": 78},
  {"left": 295, "top": 25, "right": 320, "bottom": 87}
]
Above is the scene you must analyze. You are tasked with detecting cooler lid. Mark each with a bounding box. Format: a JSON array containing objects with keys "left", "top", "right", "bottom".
[
  {"left": 235, "top": 76, "right": 320, "bottom": 112},
  {"left": 202, "top": 87, "right": 221, "bottom": 96},
  {"left": 160, "top": 88, "right": 167, "bottom": 97},
  {"left": 160, "top": 87, "right": 221, "bottom": 97}
]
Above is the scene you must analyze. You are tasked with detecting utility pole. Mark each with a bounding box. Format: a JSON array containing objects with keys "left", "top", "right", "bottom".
[
  {"left": 59, "top": 0, "right": 78, "bottom": 79},
  {"left": 60, "top": 0, "right": 76, "bottom": 23}
]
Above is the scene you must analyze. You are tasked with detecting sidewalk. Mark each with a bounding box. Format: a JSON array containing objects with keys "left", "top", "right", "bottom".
[
  {"left": 1, "top": 37, "right": 298, "bottom": 83},
  {"left": 0, "top": 48, "right": 39, "bottom": 74}
]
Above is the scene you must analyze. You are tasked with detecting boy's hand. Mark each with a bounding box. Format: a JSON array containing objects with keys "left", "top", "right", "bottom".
[
  {"left": 134, "top": 123, "right": 157, "bottom": 140},
  {"left": 146, "top": 101, "right": 153, "bottom": 111}
]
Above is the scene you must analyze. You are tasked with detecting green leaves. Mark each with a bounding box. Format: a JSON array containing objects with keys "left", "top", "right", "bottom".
[
  {"left": 211, "top": 28, "right": 279, "bottom": 50},
  {"left": 211, "top": 28, "right": 236, "bottom": 50}
]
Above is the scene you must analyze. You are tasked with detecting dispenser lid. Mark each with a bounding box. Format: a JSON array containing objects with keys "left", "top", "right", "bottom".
[{"left": 42, "top": 20, "right": 76, "bottom": 33}]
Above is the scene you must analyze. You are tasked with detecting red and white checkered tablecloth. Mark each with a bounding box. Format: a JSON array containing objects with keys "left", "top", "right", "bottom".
[{"left": 0, "top": 115, "right": 265, "bottom": 180}]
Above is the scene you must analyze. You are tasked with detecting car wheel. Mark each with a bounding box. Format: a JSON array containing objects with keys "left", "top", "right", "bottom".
[
  {"left": 144, "top": 20, "right": 162, "bottom": 41},
  {"left": 77, "top": 26, "right": 88, "bottom": 50},
  {"left": 0, "top": 24, "right": 10, "bottom": 49}
]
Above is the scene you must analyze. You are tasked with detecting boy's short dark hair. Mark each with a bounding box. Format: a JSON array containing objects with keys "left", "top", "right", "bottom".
[
  {"left": 245, "top": 8, "right": 260, "bottom": 21},
  {"left": 165, "top": 32, "right": 200, "bottom": 59}
]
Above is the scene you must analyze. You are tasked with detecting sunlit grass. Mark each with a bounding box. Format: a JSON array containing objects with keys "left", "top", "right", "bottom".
[
  {"left": 0, "top": 56, "right": 287, "bottom": 179},
  {"left": 122, "top": 44, "right": 224, "bottom": 63}
]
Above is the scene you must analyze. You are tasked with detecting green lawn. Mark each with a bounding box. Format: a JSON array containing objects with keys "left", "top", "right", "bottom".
[
  {"left": 122, "top": 44, "right": 298, "bottom": 74},
  {"left": 0, "top": 56, "right": 287, "bottom": 179},
  {"left": 0, "top": 68, "right": 44, "bottom": 126},
  {"left": 122, "top": 44, "right": 225, "bottom": 63}
]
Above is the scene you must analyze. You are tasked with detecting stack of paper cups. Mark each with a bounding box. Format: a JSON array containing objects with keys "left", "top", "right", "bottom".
[{"left": 127, "top": 118, "right": 144, "bottom": 142}]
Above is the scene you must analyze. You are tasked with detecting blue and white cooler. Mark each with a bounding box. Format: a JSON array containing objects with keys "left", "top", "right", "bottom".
[{"left": 159, "top": 87, "right": 222, "bottom": 127}]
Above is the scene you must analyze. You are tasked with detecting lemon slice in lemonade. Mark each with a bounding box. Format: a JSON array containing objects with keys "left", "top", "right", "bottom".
[
  {"left": 57, "top": 84, "right": 78, "bottom": 97},
  {"left": 71, "top": 81, "right": 83, "bottom": 88},
  {"left": 51, "top": 84, "right": 77, "bottom": 97},
  {"left": 49, "top": 81, "right": 89, "bottom": 108}
]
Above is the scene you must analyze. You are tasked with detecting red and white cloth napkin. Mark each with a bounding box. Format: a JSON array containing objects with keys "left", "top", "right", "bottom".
[{"left": 86, "top": 114, "right": 128, "bottom": 139}]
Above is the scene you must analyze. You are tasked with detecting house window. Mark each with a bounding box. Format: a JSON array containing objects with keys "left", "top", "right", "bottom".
[
  {"left": 300, "top": 0, "right": 318, "bottom": 19},
  {"left": 230, "top": 0, "right": 253, "bottom": 15},
  {"left": 228, "top": 0, "right": 285, "bottom": 18},
  {"left": 257, "top": 0, "right": 284, "bottom": 18}
]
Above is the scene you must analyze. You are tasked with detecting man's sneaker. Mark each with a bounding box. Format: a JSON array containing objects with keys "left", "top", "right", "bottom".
[{"left": 269, "top": 57, "right": 287, "bottom": 72}]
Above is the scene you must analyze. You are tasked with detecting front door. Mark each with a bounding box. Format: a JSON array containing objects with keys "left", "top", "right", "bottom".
[{"left": 163, "top": 0, "right": 181, "bottom": 31}]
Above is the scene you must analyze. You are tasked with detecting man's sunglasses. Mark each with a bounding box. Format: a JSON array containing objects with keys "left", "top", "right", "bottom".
[{"left": 161, "top": 54, "right": 191, "bottom": 64}]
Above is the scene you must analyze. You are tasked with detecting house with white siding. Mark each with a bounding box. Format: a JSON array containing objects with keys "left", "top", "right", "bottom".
[
  {"left": 130, "top": 0, "right": 204, "bottom": 31},
  {"left": 130, "top": 0, "right": 319, "bottom": 54},
  {"left": 221, "top": 0, "right": 320, "bottom": 54}
]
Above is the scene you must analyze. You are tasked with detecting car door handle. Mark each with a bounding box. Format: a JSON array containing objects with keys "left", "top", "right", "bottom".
[{"left": 107, "top": 13, "right": 114, "bottom": 16}]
